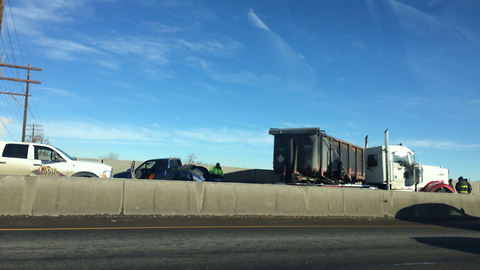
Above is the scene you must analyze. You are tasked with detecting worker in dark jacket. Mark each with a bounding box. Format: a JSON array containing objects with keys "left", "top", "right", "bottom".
[
  {"left": 448, "top": 179, "right": 454, "bottom": 188},
  {"left": 210, "top": 163, "right": 224, "bottom": 182},
  {"left": 455, "top": 176, "right": 472, "bottom": 194}
]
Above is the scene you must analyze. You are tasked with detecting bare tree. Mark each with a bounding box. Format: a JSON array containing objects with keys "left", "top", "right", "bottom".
[
  {"left": 32, "top": 135, "right": 49, "bottom": 145},
  {"left": 100, "top": 151, "right": 119, "bottom": 160},
  {"left": 26, "top": 124, "right": 49, "bottom": 144},
  {"left": 185, "top": 153, "right": 197, "bottom": 164}
]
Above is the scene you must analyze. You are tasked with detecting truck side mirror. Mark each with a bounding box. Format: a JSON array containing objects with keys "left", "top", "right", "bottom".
[
  {"left": 130, "top": 161, "right": 135, "bottom": 179},
  {"left": 52, "top": 152, "right": 65, "bottom": 163}
]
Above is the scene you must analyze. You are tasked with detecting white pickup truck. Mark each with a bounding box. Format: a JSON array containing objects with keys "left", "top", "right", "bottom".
[{"left": 0, "top": 141, "right": 112, "bottom": 178}]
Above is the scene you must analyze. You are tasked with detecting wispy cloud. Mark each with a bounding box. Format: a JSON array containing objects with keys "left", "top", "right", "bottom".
[
  {"left": 96, "top": 59, "right": 120, "bottom": 70},
  {"left": 39, "top": 87, "right": 86, "bottom": 100},
  {"left": 207, "top": 70, "right": 280, "bottom": 86},
  {"left": 36, "top": 38, "right": 101, "bottom": 60},
  {"left": 351, "top": 41, "right": 367, "bottom": 49},
  {"left": 176, "top": 128, "right": 272, "bottom": 146},
  {"left": 43, "top": 120, "right": 272, "bottom": 147},
  {"left": 93, "top": 37, "right": 170, "bottom": 62},
  {"left": 11, "top": 0, "right": 84, "bottom": 22},
  {"left": 12, "top": 1, "right": 241, "bottom": 69},
  {"left": 468, "top": 99, "right": 480, "bottom": 104},
  {"left": 403, "top": 139, "right": 480, "bottom": 150},
  {"left": 44, "top": 121, "right": 170, "bottom": 142},
  {"left": 399, "top": 96, "right": 429, "bottom": 107},
  {"left": 139, "top": 22, "right": 185, "bottom": 33}
]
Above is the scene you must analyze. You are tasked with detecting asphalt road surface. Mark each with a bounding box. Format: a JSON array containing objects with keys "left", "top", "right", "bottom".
[{"left": 1, "top": 216, "right": 479, "bottom": 269}]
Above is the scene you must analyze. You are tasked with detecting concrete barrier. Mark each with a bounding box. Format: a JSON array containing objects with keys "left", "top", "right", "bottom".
[
  {"left": 0, "top": 176, "right": 124, "bottom": 216},
  {"left": 1, "top": 175, "right": 479, "bottom": 218},
  {"left": 343, "top": 188, "right": 387, "bottom": 217},
  {"left": 0, "top": 176, "right": 26, "bottom": 215},
  {"left": 124, "top": 180, "right": 203, "bottom": 215}
]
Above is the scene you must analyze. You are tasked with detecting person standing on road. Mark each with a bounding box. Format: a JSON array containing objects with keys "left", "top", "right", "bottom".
[
  {"left": 210, "top": 163, "right": 224, "bottom": 182},
  {"left": 455, "top": 176, "right": 472, "bottom": 194}
]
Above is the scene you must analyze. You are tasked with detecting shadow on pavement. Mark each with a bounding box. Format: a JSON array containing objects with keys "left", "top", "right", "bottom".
[
  {"left": 396, "top": 203, "right": 478, "bottom": 220},
  {"left": 411, "top": 237, "right": 480, "bottom": 255},
  {"left": 396, "top": 204, "right": 480, "bottom": 255},
  {"left": 395, "top": 203, "right": 480, "bottom": 232}
]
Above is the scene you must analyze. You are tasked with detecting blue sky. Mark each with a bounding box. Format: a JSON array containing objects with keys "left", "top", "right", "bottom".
[{"left": 1, "top": 0, "right": 479, "bottom": 180}]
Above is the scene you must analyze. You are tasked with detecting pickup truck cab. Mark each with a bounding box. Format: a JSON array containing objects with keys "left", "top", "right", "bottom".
[{"left": 0, "top": 141, "right": 112, "bottom": 178}]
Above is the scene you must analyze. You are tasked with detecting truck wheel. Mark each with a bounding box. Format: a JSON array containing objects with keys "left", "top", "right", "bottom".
[{"left": 71, "top": 172, "right": 98, "bottom": 178}]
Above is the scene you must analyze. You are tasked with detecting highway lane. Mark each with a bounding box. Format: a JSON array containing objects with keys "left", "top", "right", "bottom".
[{"left": 0, "top": 216, "right": 480, "bottom": 269}]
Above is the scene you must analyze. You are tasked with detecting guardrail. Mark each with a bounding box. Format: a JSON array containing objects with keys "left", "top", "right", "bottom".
[{"left": 1, "top": 175, "right": 479, "bottom": 218}]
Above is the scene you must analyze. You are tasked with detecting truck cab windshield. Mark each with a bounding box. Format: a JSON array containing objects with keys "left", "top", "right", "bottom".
[{"left": 393, "top": 151, "right": 412, "bottom": 165}]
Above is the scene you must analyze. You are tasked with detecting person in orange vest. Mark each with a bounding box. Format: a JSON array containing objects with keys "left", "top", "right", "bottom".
[{"left": 210, "top": 163, "right": 224, "bottom": 182}]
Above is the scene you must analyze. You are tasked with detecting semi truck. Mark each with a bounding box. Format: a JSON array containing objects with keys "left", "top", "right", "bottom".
[{"left": 269, "top": 128, "right": 454, "bottom": 193}]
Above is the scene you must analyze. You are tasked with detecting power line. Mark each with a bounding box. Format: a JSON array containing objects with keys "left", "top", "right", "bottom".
[
  {"left": 6, "top": 0, "right": 24, "bottom": 64},
  {"left": 0, "top": 93, "right": 23, "bottom": 123},
  {"left": 0, "top": 0, "right": 42, "bottom": 141},
  {"left": 0, "top": 116, "right": 15, "bottom": 141},
  {"left": 0, "top": 63, "right": 42, "bottom": 141},
  {"left": 29, "top": 96, "right": 43, "bottom": 127}
]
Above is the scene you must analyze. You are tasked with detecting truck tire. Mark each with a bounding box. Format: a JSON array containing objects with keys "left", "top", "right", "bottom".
[{"left": 71, "top": 172, "right": 98, "bottom": 178}]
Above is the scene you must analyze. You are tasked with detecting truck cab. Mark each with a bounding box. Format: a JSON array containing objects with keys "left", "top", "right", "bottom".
[
  {"left": 365, "top": 132, "right": 450, "bottom": 191},
  {"left": 365, "top": 145, "right": 419, "bottom": 190}
]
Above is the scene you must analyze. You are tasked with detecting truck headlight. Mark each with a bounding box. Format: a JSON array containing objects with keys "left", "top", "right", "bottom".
[{"left": 100, "top": 170, "right": 112, "bottom": 178}]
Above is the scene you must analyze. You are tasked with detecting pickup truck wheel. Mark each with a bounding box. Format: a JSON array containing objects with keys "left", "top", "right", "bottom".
[{"left": 71, "top": 172, "right": 98, "bottom": 178}]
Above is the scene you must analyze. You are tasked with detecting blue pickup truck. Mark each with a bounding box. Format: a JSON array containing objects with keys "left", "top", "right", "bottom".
[{"left": 113, "top": 158, "right": 217, "bottom": 182}]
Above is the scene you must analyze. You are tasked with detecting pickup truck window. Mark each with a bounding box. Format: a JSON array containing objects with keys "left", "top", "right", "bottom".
[
  {"left": 136, "top": 161, "right": 157, "bottom": 179},
  {"left": 34, "top": 146, "right": 65, "bottom": 163},
  {"left": 2, "top": 144, "right": 28, "bottom": 159},
  {"left": 169, "top": 159, "right": 181, "bottom": 168}
]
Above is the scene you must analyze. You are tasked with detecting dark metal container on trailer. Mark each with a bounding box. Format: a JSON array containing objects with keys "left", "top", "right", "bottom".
[{"left": 269, "top": 128, "right": 365, "bottom": 184}]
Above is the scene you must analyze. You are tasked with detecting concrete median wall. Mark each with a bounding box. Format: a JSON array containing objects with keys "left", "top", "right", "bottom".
[
  {"left": 0, "top": 175, "right": 124, "bottom": 216},
  {"left": 1, "top": 175, "right": 479, "bottom": 218}
]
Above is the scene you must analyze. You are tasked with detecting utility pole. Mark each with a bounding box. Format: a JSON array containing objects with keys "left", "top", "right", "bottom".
[
  {"left": 25, "top": 123, "right": 42, "bottom": 143},
  {"left": 0, "top": 63, "right": 42, "bottom": 141},
  {"left": 25, "top": 123, "right": 48, "bottom": 144},
  {"left": 0, "top": 1, "right": 42, "bottom": 142}
]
